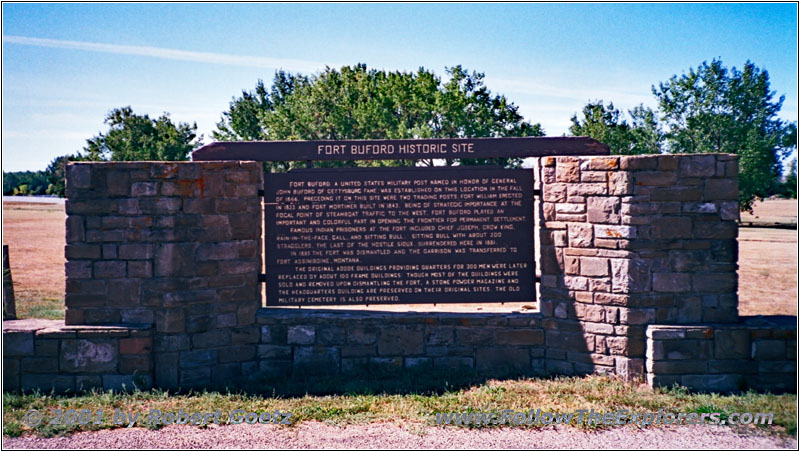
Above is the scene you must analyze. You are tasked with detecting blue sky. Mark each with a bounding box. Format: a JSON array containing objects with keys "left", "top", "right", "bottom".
[{"left": 2, "top": 3, "right": 797, "bottom": 172}]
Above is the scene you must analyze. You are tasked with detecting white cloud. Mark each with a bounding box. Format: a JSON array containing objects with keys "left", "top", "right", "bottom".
[{"left": 3, "top": 35, "right": 334, "bottom": 73}]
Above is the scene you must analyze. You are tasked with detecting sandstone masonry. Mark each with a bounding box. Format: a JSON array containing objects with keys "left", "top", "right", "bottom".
[{"left": 2, "top": 156, "right": 795, "bottom": 394}]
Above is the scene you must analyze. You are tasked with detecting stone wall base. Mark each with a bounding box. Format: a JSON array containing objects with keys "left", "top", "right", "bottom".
[
  {"left": 646, "top": 316, "right": 796, "bottom": 393},
  {"left": 4, "top": 314, "right": 796, "bottom": 394},
  {"left": 4, "top": 319, "right": 153, "bottom": 393}
]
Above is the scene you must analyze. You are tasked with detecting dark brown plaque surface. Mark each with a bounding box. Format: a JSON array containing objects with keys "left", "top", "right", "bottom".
[
  {"left": 264, "top": 166, "right": 535, "bottom": 306},
  {"left": 194, "top": 136, "right": 608, "bottom": 161}
]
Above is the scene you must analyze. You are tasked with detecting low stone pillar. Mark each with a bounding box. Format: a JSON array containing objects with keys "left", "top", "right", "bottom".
[{"left": 537, "top": 154, "right": 740, "bottom": 380}]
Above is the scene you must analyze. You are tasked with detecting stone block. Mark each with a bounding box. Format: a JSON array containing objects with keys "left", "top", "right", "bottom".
[
  {"left": 720, "top": 202, "right": 739, "bottom": 221},
  {"left": 405, "top": 357, "right": 432, "bottom": 370},
  {"left": 581, "top": 171, "right": 607, "bottom": 182},
  {"left": 607, "top": 336, "right": 645, "bottom": 356},
  {"left": 179, "top": 349, "right": 218, "bottom": 369},
  {"left": 567, "top": 224, "right": 593, "bottom": 248},
  {"left": 594, "top": 225, "right": 636, "bottom": 240},
  {"left": 192, "top": 329, "right": 231, "bottom": 349},
  {"left": 66, "top": 164, "right": 92, "bottom": 189},
  {"left": 751, "top": 340, "right": 786, "bottom": 360},
  {"left": 369, "top": 357, "right": 404, "bottom": 376},
  {"left": 180, "top": 368, "right": 211, "bottom": 387},
  {"left": 692, "top": 273, "right": 736, "bottom": 292},
  {"left": 118, "top": 244, "right": 154, "bottom": 260},
  {"left": 257, "top": 345, "right": 291, "bottom": 359},
  {"left": 758, "top": 361, "right": 796, "bottom": 373},
  {"left": 378, "top": 326, "right": 423, "bottom": 355},
  {"left": 66, "top": 245, "right": 101, "bottom": 260},
  {"left": 156, "top": 310, "right": 185, "bottom": 334},
  {"left": 704, "top": 179, "right": 738, "bottom": 200},
  {"left": 231, "top": 326, "right": 260, "bottom": 344},
  {"left": 131, "top": 182, "right": 157, "bottom": 196},
  {"left": 4, "top": 331, "right": 35, "bottom": 356},
  {"left": 556, "top": 158, "right": 580, "bottom": 182},
  {"left": 635, "top": 171, "right": 677, "bottom": 187},
  {"left": 609, "top": 171, "right": 633, "bottom": 196},
  {"left": 433, "top": 357, "right": 474, "bottom": 372},
  {"left": 154, "top": 334, "right": 190, "bottom": 352},
  {"left": 568, "top": 183, "right": 607, "bottom": 196},
  {"left": 580, "top": 257, "right": 608, "bottom": 277},
  {"left": 60, "top": 339, "right": 118, "bottom": 372},
  {"left": 154, "top": 352, "right": 179, "bottom": 388},
  {"left": 650, "top": 217, "right": 692, "bottom": 239},
  {"left": 75, "top": 375, "right": 103, "bottom": 391},
  {"left": 120, "top": 337, "right": 152, "bottom": 355},
  {"left": 652, "top": 273, "right": 691, "bottom": 292},
  {"left": 425, "top": 327, "right": 454, "bottom": 345},
  {"left": 93, "top": 261, "right": 126, "bottom": 279},
  {"left": 619, "top": 308, "right": 656, "bottom": 325},
  {"left": 587, "top": 197, "right": 620, "bottom": 224},
  {"left": 611, "top": 259, "right": 650, "bottom": 293},
  {"left": 694, "top": 221, "right": 737, "bottom": 240},
  {"left": 119, "top": 355, "right": 151, "bottom": 373},
  {"left": 20, "top": 357, "right": 59, "bottom": 373},
  {"left": 495, "top": 329, "right": 544, "bottom": 345},
  {"left": 475, "top": 347, "right": 529, "bottom": 373},
  {"left": 341, "top": 345, "right": 376, "bottom": 358},
  {"left": 620, "top": 156, "right": 657, "bottom": 170},
  {"left": 261, "top": 325, "right": 287, "bottom": 344},
  {"left": 293, "top": 346, "right": 339, "bottom": 375},
  {"left": 22, "top": 375, "right": 75, "bottom": 393},
  {"left": 677, "top": 297, "right": 703, "bottom": 323},
  {"left": 573, "top": 303, "right": 605, "bottom": 323},
  {"left": 34, "top": 339, "right": 59, "bottom": 357},
  {"left": 287, "top": 325, "right": 315, "bottom": 345},
  {"left": 679, "top": 155, "right": 716, "bottom": 177},
  {"left": 219, "top": 345, "right": 256, "bottom": 363},
  {"left": 155, "top": 243, "right": 197, "bottom": 277},
  {"left": 543, "top": 183, "right": 567, "bottom": 203}
]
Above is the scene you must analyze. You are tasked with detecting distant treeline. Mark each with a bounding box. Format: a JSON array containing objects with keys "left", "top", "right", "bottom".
[
  {"left": 3, "top": 170, "right": 53, "bottom": 196},
  {"left": 3, "top": 155, "right": 75, "bottom": 197}
]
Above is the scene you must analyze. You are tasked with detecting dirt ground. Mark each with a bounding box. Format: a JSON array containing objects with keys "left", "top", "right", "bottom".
[
  {"left": 1, "top": 199, "right": 797, "bottom": 317},
  {"left": 740, "top": 198, "right": 798, "bottom": 227},
  {"left": 2, "top": 421, "right": 796, "bottom": 449}
]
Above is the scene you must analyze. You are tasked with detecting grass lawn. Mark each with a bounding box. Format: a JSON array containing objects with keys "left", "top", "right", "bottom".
[{"left": 3, "top": 375, "right": 796, "bottom": 438}]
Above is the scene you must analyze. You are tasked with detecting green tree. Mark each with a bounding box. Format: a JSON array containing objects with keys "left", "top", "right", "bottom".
[
  {"left": 2, "top": 170, "right": 48, "bottom": 196},
  {"left": 568, "top": 101, "right": 662, "bottom": 155},
  {"left": 653, "top": 59, "right": 791, "bottom": 211},
  {"left": 44, "top": 154, "right": 90, "bottom": 197},
  {"left": 82, "top": 106, "right": 200, "bottom": 161},
  {"left": 214, "top": 64, "right": 543, "bottom": 171}
]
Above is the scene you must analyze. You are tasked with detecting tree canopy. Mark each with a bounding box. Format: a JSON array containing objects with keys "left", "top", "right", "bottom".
[
  {"left": 214, "top": 64, "right": 543, "bottom": 170},
  {"left": 569, "top": 59, "right": 796, "bottom": 211},
  {"left": 568, "top": 101, "right": 663, "bottom": 155},
  {"left": 82, "top": 106, "right": 200, "bottom": 162},
  {"left": 654, "top": 59, "right": 793, "bottom": 211}
]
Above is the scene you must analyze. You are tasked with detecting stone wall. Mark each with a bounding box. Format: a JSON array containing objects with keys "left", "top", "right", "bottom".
[
  {"left": 647, "top": 317, "right": 796, "bottom": 392},
  {"left": 3, "top": 156, "right": 795, "bottom": 395},
  {"left": 3, "top": 319, "right": 152, "bottom": 393},
  {"left": 63, "top": 162, "right": 262, "bottom": 388},
  {"left": 537, "top": 154, "right": 741, "bottom": 380},
  {"left": 256, "top": 309, "right": 544, "bottom": 378}
]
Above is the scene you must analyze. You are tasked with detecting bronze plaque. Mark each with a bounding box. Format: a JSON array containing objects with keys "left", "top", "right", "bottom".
[{"left": 264, "top": 166, "right": 535, "bottom": 306}]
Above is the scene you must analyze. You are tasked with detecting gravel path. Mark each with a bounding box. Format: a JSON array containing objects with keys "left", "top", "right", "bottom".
[{"left": 3, "top": 421, "right": 796, "bottom": 449}]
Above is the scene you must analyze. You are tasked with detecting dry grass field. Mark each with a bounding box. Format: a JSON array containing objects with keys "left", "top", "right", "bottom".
[{"left": 1, "top": 199, "right": 797, "bottom": 318}]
